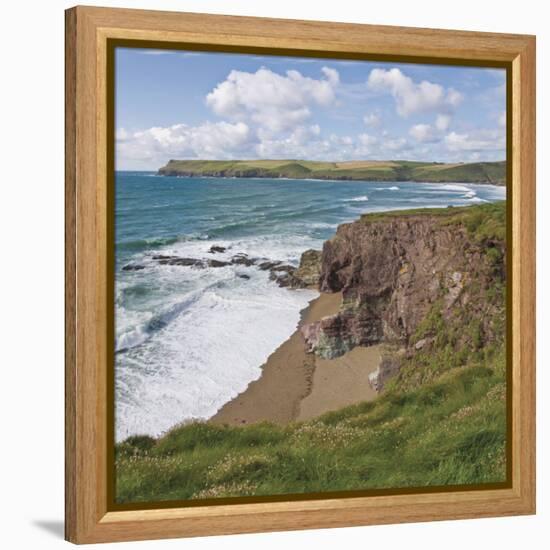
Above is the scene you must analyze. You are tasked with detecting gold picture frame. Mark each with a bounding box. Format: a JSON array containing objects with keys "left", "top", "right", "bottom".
[{"left": 65, "top": 5, "right": 536, "bottom": 544}]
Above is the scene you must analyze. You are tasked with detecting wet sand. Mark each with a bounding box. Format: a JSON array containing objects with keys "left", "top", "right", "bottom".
[{"left": 210, "top": 291, "right": 381, "bottom": 426}]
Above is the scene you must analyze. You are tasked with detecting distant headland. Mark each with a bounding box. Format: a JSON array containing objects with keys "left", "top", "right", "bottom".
[{"left": 157, "top": 159, "right": 506, "bottom": 185}]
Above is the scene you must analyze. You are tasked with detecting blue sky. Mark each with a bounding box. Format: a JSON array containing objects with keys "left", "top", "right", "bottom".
[{"left": 115, "top": 47, "right": 506, "bottom": 170}]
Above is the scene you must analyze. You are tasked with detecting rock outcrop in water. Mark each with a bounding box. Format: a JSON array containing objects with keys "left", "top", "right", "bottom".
[
  {"left": 122, "top": 250, "right": 318, "bottom": 289},
  {"left": 300, "top": 204, "right": 506, "bottom": 388}
]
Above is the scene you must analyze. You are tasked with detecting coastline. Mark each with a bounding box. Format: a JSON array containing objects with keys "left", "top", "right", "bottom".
[
  {"left": 157, "top": 159, "right": 506, "bottom": 186},
  {"left": 156, "top": 173, "right": 505, "bottom": 186},
  {"left": 210, "top": 290, "right": 382, "bottom": 426}
]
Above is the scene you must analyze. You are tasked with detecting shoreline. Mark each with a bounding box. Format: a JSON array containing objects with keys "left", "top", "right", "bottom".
[
  {"left": 210, "top": 290, "right": 382, "bottom": 426},
  {"left": 154, "top": 173, "right": 505, "bottom": 187},
  {"left": 155, "top": 158, "right": 506, "bottom": 186}
]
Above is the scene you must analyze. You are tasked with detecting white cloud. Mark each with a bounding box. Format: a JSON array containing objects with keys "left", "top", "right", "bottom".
[
  {"left": 116, "top": 121, "right": 252, "bottom": 166},
  {"left": 321, "top": 67, "right": 340, "bottom": 86},
  {"left": 498, "top": 111, "right": 506, "bottom": 128},
  {"left": 409, "top": 123, "right": 437, "bottom": 143},
  {"left": 367, "top": 68, "right": 463, "bottom": 117},
  {"left": 357, "top": 133, "right": 377, "bottom": 147},
  {"left": 260, "top": 132, "right": 383, "bottom": 161},
  {"left": 444, "top": 129, "right": 505, "bottom": 152},
  {"left": 435, "top": 114, "right": 452, "bottom": 131},
  {"left": 205, "top": 67, "right": 340, "bottom": 133},
  {"left": 445, "top": 89, "right": 463, "bottom": 108},
  {"left": 363, "top": 112, "right": 381, "bottom": 128},
  {"left": 382, "top": 137, "right": 408, "bottom": 152},
  {"left": 409, "top": 113, "right": 453, "bottom": 144},
  {"left": 254, "top": 125, "right": 346, "bottom": 160}
]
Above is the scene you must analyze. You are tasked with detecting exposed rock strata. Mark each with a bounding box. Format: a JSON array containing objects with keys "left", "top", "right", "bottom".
[{"left": 300, "top": 208, "right": 506, "bottom": 369}]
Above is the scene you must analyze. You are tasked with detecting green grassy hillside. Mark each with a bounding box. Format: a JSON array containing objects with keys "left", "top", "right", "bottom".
[
  {"left": 116, "top": 360, "right": 505, "bottom": 503},
  {"left": 158, "top": 159, "right": 506, "bottom": 185},
  {"left": 115, "top": 202, "right": 507, "bottom": 504}
]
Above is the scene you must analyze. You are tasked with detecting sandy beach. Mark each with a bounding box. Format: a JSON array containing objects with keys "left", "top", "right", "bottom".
[
  {"left": 297, "top": 344, "right": 381, "bottom": 421},
  {"left": 210, "top": 291, "right": 381, "bottom": 426}
]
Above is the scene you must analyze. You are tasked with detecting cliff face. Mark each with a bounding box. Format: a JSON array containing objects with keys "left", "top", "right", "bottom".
[{"left": 301, "top": 204, "right": 506, "bottom": 370}]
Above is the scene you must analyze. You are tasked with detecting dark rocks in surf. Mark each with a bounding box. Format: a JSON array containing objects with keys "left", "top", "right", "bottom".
[
  {"left": 230, "top": 253, "right": 256, "bottom": 266},
  {"left": 154, "top": 256, "right": 205, "bottom": 267},
  {"left": 122, "top": 264, "right": 146, "bottom": 271},
  {"left": 150, "top": 253, "right": 245, "bottom": 269},
  {"left": 268, "top": 264, "right": 303, "bottom": 288},
  {"left": 207, "top": 259, "right": 231, "bottom": 268},
  {"left": 147, "top": 250, "right": 317, "bottom": 290},
  {"left": 258, "top": 260, "right": 282, "bottom": 271}
]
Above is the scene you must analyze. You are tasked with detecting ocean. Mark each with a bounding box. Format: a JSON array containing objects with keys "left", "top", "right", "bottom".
[{"left": 114, "top": 172, "right": 506, "bottom": 441}]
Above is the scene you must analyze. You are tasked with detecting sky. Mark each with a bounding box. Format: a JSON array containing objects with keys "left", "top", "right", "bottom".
[{"left": 115, "top": 47, "right": 506, "bottom": 171}]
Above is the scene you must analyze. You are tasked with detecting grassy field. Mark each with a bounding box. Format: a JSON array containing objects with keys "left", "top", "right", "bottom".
[
  {"left": 359, "top": 201, "right": 506, "bottom": 240},
  {"left": 116, "top": 358, "right": 506, "bottom": 503},
  {"left": 157, "top": 159, "right": 506, "bottom": 184},
  {"left": 115, "top": 202, "right": 507, "bottom": 504}
]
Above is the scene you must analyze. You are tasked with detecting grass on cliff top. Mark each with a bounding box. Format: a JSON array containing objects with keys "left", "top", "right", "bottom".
[
  {"left": 359, "top": 201, "right": 506, "bottom": 243},
  {"left": 159, "top": 159, "right": 506, "bottom": 184},
  {"left": 115, "top": 352, "right": 506, "bottom": 503}
]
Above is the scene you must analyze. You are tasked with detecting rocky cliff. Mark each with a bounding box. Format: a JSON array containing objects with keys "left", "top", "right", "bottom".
[{"left": 301, "top": 202, "right": 506, "bottom": 390}]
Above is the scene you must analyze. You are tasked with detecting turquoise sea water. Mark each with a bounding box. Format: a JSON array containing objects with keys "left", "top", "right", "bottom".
[{"left": 115, "top": 172, "right": 506, "bottom": 441}]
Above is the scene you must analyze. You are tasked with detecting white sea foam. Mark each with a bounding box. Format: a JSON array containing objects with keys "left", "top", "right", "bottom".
[
  {"left": 309, "top": 222, "right": 339, "bottom": 229},
  {"left": 436, "top": 184, "right": 472, "bottom": 192},
  {"left": 466, "top": 196, "right": 489, "bottom": 203},
  {"left": 115, "top": 266, "right": 317, "bottom": 441},
  {"left": 374, "top": 186, "right": 400, "bottom": 191},
  {"left": 116, "top": 324, "right": 150, "bottom": 352},
  {"left": 342, "top": 195, "right": 369, "bottom": 202},
  {"left": 115, "top": 234, "right": 320, "bottom": 441}
]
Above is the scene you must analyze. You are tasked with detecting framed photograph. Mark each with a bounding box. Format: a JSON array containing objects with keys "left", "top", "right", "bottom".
[{"left": 65, "top": 6, "right": 536, "bottom": 544}]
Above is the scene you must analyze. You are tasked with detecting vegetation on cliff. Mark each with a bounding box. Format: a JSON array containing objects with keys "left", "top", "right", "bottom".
[
  {"left": 116, "top": 359, "right": 505, "bottom": 503},
  {"left": 115, "top": 202, "right": 507, "bottom": 503},
  {"left": 158, "top": 159, "right": 506, "bottom": 185}
]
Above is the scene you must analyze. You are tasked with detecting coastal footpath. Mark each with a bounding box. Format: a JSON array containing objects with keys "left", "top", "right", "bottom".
[
  {"left": 158, "top": 159, "right": 506, "bottom": 185},
  {"left": 115, "top": 202, "right": 507, "bottom": 502}
]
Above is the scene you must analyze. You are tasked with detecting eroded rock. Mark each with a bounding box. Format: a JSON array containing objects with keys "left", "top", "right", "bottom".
[
  {"left": 301, "top": 211, "right": 505, "bottom": 361},
  {"left": 294, "top": 249, "right": 322, "bottom": 286}
]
